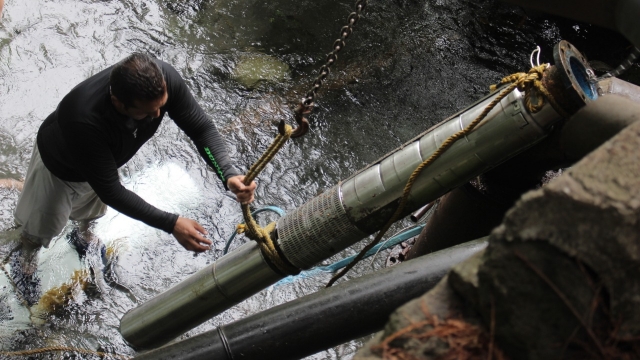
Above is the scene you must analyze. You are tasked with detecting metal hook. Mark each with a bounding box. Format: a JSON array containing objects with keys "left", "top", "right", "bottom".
[
  {"left": 292, "top": 103, "right": 311, "bottom": 138},
  {"left": 279, "top": 103, "right": 310, "bottom": 138}
]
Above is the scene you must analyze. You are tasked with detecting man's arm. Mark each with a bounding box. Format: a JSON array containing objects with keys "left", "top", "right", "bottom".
[
  {"left": 62, "top": 122, "right": 212, "bottom": 252},
  {"left": 160, "top": 62, "right": 254, "bottom": 194},
  {"left": 162, "top": 63, "right": 237, "bottom": 182}
]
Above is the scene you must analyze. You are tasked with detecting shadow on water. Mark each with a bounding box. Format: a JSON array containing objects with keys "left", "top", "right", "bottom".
[{"left": 0, "top": 0, "right": 636, "bottom": 358}]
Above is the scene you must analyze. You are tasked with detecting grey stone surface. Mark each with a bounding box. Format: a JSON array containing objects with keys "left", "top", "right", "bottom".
[{"left": 492, "top": 119, "right": 640, "bottom": 337}]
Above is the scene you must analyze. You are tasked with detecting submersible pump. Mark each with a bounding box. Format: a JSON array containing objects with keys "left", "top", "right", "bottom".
[{"left": 120, "top": 41, "right": 598, "bottom": 349}]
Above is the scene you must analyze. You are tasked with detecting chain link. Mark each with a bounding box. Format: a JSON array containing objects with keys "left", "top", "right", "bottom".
[{"left": 291, "top": 0, "right": 368, "bottom": 137}]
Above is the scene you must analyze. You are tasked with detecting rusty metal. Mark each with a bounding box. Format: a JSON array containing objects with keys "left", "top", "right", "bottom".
[
  {"left": 551, "top": 40, "right": 598, "bottom": 112},
  {"left": 288, "top": 105, "right": 310, "bottom": 138},
  {"left": 541, "top": 66, "right": 577, "bottom": 115},
  {"left": 410, "top": 201, "right": 435, "bottom": 223},
  {"left": 597, "top": 76, "right": 640, "bottom": 103}
]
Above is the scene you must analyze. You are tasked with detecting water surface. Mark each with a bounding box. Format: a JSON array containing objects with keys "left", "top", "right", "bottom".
[{"left": 0, "top": 0, "right": 632, "bottom": 358}]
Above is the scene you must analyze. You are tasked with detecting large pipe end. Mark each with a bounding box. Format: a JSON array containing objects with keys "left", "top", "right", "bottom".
[
  {"left": 551, "top": 40, "right": 599, "bottom": 113},
  {"left": 560, "top": 94, "right": 640, "bottom": 159}
]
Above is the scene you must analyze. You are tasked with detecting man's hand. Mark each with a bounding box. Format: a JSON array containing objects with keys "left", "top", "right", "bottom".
[
  {"left": 172, "top": 216, "right": 212, "bottom": 252},
  {"left": 227, "top": 175, "right": 257, "bottom": 204}
]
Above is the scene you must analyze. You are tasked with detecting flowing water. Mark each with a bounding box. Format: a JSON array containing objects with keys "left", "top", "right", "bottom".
[{"left": 0, "top": 0, "right": 633, "bottom": 358}]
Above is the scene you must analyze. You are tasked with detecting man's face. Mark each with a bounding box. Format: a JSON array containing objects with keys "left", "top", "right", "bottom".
[{"left": 125, "top": 91, "right": 169, "bottom": 121}]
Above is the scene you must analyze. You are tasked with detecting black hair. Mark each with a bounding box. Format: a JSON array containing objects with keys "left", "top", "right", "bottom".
[{"left": 110, "top": 53, "right": 166, "bottom": 108}]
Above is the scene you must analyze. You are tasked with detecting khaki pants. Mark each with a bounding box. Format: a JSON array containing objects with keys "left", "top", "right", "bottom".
[{"left": 14, "top": 144, "right": 107, "bottom": 248}]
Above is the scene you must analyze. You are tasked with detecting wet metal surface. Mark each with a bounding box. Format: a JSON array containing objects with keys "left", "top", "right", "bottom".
[{"left": 0, "top": 0, "right": 633, "bottom": 358}]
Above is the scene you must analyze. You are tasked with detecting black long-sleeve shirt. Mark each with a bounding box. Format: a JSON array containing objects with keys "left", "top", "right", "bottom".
[{"left": 37, "top": 59, "right": 240, "bottom": 233}]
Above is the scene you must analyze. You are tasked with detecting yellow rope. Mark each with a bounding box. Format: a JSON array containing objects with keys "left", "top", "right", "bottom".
[
  {"left": 244, "top": 125, "right": 292, "bottom": 182},
  {"left": 238, "top": 124, "right": 300, "bottom": 275},
  {"left": 326, "top": 64, "right": 567, "bottom": 287},
  {"left": 490, "top": 64, "right": 570, "bottom": 117},
  {"left": 0, "top": 346, "right": 131, "bottom": 359}
]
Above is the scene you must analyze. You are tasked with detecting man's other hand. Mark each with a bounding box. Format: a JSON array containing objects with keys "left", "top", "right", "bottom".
[
  {"left": 227, "top": 175, "right": 257, "bottom": 204},
  {"left": 172, "top": 216, "right": 212, "bottom": 252}
]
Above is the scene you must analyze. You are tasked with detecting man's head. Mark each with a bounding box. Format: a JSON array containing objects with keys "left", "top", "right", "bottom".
[{"left": 110, "top": 53, "right": 167, "bottom": 120}]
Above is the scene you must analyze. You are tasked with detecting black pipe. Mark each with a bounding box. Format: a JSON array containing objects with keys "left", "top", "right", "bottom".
[{"left": 134, "top": 239, "right": 488, "bottom": 360}]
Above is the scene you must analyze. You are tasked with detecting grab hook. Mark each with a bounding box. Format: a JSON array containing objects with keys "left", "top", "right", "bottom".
[{"left": 279, "top": 102, "right": 311, "bottom": 138}]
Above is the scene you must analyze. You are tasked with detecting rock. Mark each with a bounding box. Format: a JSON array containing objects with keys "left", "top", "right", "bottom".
[
  {"left": 354, "top": 276, "right": 507, "bottom": 360},
  {"left": 232, "top": 53, "right": 290, "bottom": 89},
  {"left": 447, "top": 249, "right": 484, "bottom": 311},
  {"left": 491, "top": 119, "right": 640, "bottom": 337},
  {"left": 354, "top": 278, "right": 467, "bottom": 360},
  {"left": 461, "top": 120, "right": 640, "bottom": 359}
]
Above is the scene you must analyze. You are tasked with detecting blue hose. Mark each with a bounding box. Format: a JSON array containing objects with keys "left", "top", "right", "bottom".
[
  {"left": 223, "top": 206, "right": 287, "bottom": 255},
  {"left": 274, "top": 224, "right": 426, "bottom": 285},
  {"left": 316, "top": 224, "right": 425, "bottom": 272}
]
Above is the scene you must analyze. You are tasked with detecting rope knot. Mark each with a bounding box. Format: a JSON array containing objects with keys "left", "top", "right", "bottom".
[
  {"left": 516, "top": 65, "right": 546, "bottom": 92},
  {"left": 238, "top": 123, "right": 299, "bottom": 275},
  {"left": 488, "top": 64, "right": 568, "bottom": 117}
]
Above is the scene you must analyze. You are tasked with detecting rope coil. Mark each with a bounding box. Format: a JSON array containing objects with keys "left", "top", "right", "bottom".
[
  {"left": 239, "top": 124, "right": 299, "bottom": 275},
  {"left": 490, "top": 64, "right": 569, "bottom": 118}
]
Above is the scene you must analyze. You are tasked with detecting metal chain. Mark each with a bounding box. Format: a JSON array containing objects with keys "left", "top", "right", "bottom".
[
  {"left": 291, "top": 0, "right": 368, "bottom": 137},
  {"left": 597, "top": 46, "right": 640, "bottom": 80}
]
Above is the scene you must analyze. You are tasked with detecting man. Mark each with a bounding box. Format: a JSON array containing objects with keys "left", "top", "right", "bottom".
[{"left": 13, "top": 53, "right": 256, "bottom": 271}]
